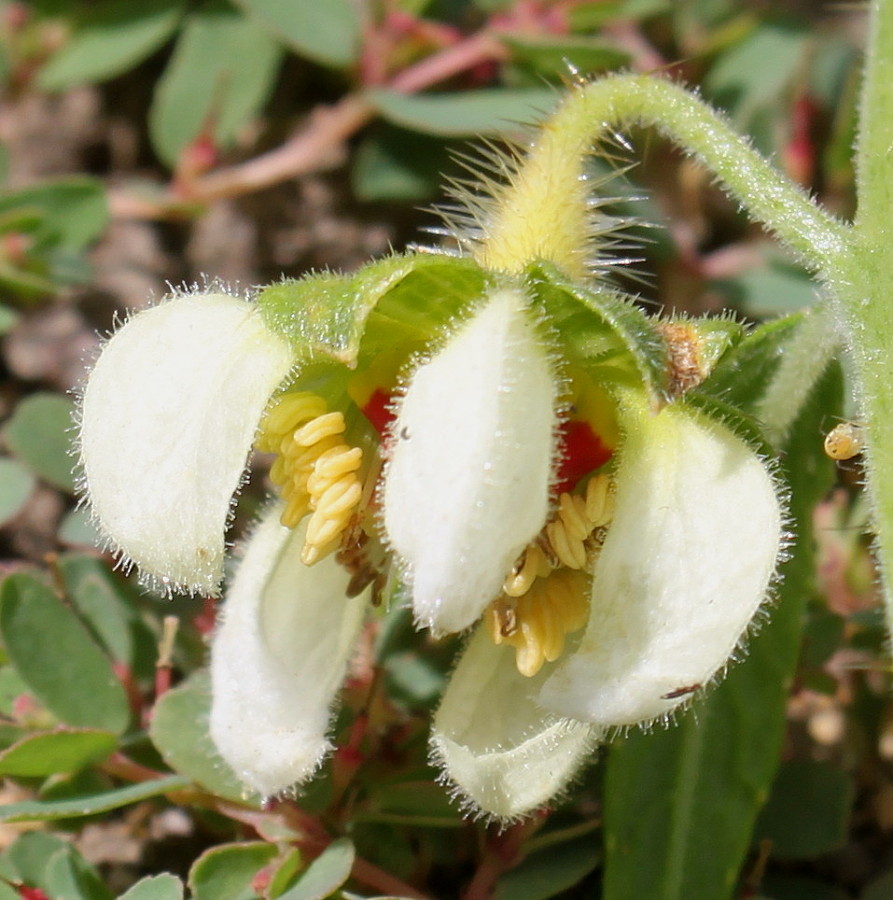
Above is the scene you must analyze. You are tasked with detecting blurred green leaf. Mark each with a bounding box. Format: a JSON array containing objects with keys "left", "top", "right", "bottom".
[
  {"left": 150, "top": 1, "right": 283, "bottom": 167},
  {"left": 277, "top": 838, "right": 354, "bottom": 900},
  {"left": 0, "top": 305, "right": 19, "bottom": 334},
  {"left": 0, "top": 665, "right": 28, "bottom": 716},
  {"left": 233, "top": 0, "right": 359, "bottom": 68},
  {"left": 567, "top": 2, "right": 626, "bottom": 30},
  {"left": 753, "top": 760, "right": 854, "bottom": 859},
  {"left": 0, "top": 457, "right": 35, "bottom": 525},
  {"left": 353, "top": 126, "right": 453, "bottom": 202},
  {"left": 4, "top": 392, "right": 76, "bottom": 492},
  {"left": 58, "top": 507, "right": 102, "bottom": 546},
  {"left": 369, "top": 88, "right": 558, "bottom": 137},
  {"left": 188, "top": 842, "right": 279, "bottom": 900},
  {"left": 0, "top": 177, "right": 108, "bottom": 250},
  {"left": 150, "top": 670, "right": 262, "bottom": 805},
  {"left": 712, "top": 256, "right": 818, "bottom": 317},
  {"left": 503, "top": 35, "right": 629, "bottom": 84},
  {"left": 0, "top": 773, "right": 190, "bottom": 823},
  {"left": 58, "top": 554, "right": 136, "bottom": 665},
  {"left": 37, "top": 0, "right": 185, "bottom": 90},
  {"left": 759, "top": 873, "right": 848, "bottom": 900},
  {"left": 360, "top": 781, "right": 460, "bottom": 827},
  {"left": 704, "top": 21, "right": 808, "bottom": 126},
  {"left": 493, "top": 836, "right": 600, "bottom": 900},
  {"left": 267, "top": 847, "right": 302, "bottom": 897},
  {"left": 0, "top": 574, "right": 130, "bottom": 733},
  {"left": 2, "top": 831, "right": 68, "bottom": 889},
  {"left": 863, "top": 870, "right": 893, "bottom": 900},
  {"left": 602, "top": 362, "right": 842, "bottom": 900},
  {"left": 46, "top": 844, "right": 113, "bottom": 900},
  {"left": 0, "top": 728, "right": 117, "bottom": 776},
  {"left": 119, "top": 874, "right": 186, "bottom": 900}
]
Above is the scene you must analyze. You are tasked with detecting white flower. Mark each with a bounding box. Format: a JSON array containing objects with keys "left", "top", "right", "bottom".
[
  {"left": 78, "top": 281, "right": 783, "bottom": 820},
  {"left": 78, "top": 291, "right": 293, "bottom": 595}
]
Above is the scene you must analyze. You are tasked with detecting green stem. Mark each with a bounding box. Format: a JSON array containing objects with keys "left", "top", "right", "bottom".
[
  {"left": 481, "top": 74, "right": 850, "bottom": 278},
  {"left": 835, "top": 0, "right": 893, "bottom": 634}
]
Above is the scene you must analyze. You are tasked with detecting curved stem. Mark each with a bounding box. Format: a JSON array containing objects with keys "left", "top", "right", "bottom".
[{"left": 478, "top": 73, "right": 850, "bottom": 278}]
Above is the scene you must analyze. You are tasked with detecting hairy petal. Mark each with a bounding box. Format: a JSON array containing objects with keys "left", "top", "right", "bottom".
[
  {"left": 540, "top": 398, "right": 783, "bottom": 725},
  {"left": 431, "top": 628, "right": 599, "bottom": 821},
  {"left": 79, "top": 292, "right": 293, "bottom": 594},
  {"left": 209, "top": 506, "right": 366, "bottom": 798},
  {"left": 383, "top": 287, "right": 557, "bottom": 635}
]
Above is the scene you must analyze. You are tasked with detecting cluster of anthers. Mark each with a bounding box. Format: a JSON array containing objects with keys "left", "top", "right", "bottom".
[
  {"left": 256, "top": 392, "right": 365, "bottom": 566},
  {"left": 489, "top": 473, "right": 615, "bottom": 677},
  {"left": 257, "top": 386, "right": 617, "bottom": 680}
]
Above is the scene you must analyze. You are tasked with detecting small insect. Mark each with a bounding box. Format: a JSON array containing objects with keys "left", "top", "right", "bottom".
[
  {"left": 823, "top": 422, "right": 864, "bottom": 461},
  {"left": 661, "top": 683, "right": 701, "bottom": 700}
]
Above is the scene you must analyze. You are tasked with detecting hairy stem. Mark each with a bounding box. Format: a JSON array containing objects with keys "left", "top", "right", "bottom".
[
  {"left": 479, "top": 73, "right": 850, "bottom": 277},
  {"left": 834, "top": 0, "right": 893, "bottom": 634}
]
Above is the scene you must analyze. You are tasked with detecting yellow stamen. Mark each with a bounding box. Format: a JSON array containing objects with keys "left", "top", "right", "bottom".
[
  {"left": 257, "top": 392, "right": 365, "bottom": 566},
  {"left": 490, "top": 473, "right": 615, "bottom": 676},
  {"left": 488, "top": 569, "right": 590, "bottom": 677}
]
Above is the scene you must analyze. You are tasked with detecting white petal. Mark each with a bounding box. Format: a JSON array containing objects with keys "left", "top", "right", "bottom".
[
  {"left": 431, "top": 628, "right": 599, "bottom": 821},
  {"left": 79, "top": 292, "right": 293, "bottom": 594},
  {"left": 209, "top": 506, "right": 366, "bottom": 798},
  {"left": 539, "top": 398, "right": 782, "bottom": 725},
  {"left": 383, "top": 287, "right": 557, "bottom": 634}
]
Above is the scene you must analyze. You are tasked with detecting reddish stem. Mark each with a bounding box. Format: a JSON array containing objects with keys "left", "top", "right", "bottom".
[{"left": 109, "top": 28, "right": 508, "bottom": 218}]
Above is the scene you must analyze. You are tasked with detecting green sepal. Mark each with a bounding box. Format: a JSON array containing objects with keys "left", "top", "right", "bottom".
[
  {"left": 697, "top": 313, "right": 802, "bottom": 411},
  {"left": 525, "top": 261, "right": 669, "bottom": 403},
  {"left": 257, "top": 252, "right": 487, "bottom": 366}
]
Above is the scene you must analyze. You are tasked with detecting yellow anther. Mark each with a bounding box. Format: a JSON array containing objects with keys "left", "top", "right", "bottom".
[
  {"left": 491, "top": 569, "right": 590, "bottom": 677},
  {"left": 489, "top": 475, "right": 614, "bottom": 676},
  {"left": 585, "top": 474, "right": 614, "bottom": 526},
  {"left": 293, "top": 411, "right": 346, "bottom": 447},
  {"left": 503, "top": 544, "right": 551, "bottom": 597},
  {"left": 256, "top": 392, "right": 365, "bottom": 566}
]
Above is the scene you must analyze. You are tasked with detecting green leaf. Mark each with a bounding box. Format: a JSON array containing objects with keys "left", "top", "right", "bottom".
[
  {"left": 57, "top": 554, "right": 136, "bottom": 665},
  {"left": 0, "top": 728, "right": 117, "bottom": 777},
  {"left": 369, "top": 88, "right": 558, "bottom": 136},
  {"left": 0, "top": 177, "right": 108, "bottom": 250},
  {"left": 712, "top": 256, "right": 818, "bottom": 317},
  {"left": 45, "top": 845, "right": 113, "bottom": 900},
  {"left": 118, "top": 874, "right": 186, "bottom": 900},
  {"left": 753, "top": 760, "right": 853, "bottom": 859},
  {"left": 232, "top": 0, "right": 359, "bottom": 68},
  {"left": 503, "top": 35, "right": 629, "bottom": 83},
  {"left": 493, "top": 836, "right": 600, "bottom": 900},
  {"left": 188, "top": 842, "right": 279, "bottom": 900},
  {"left": 149, "top": 1, "right": 283, "bottom": 166},
  {"left": 704, "top": 22, "right": 808, "bottom": 127},
  {"left": 0, "top": 305, "right": 19, "bottom": 335},
  {"left": 0, "top": 457, "right": 35, "bottom": 525},
  {"left": 58, "top": 507, "right": 102, "bottom": 546},
  {"left": 352, "top": 126, "right": 453, "bottom": 202},
  {"left": 0, "top": 773, "right": 190, "bottom": 822},
  {"left": 601, "top": 362, "right": 842, "bottom": 900},
  {"left": 149, "top": 670, "right": 262, "bottom": 805},
  {"left": 3, "top": 392, "right": 76, "bottom": 492},
  {"left": 0, "top": 574, "right": 130, "bottom": 734},
  {"left": 3, "top": 831, "right": 68, "bottom": 887},
  {"left": 360, "top": 781, "right": 460, "bottom": 827},
  {"left": 277, "top": 839, "right": 355, "bottom": 900},
  {"left": 37, "top": 0, "right": 185, "bottom": 90}
]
